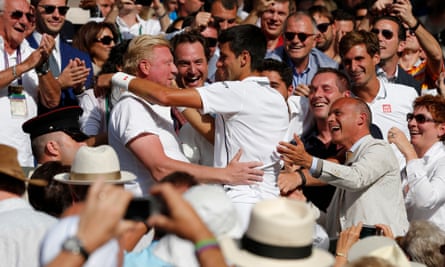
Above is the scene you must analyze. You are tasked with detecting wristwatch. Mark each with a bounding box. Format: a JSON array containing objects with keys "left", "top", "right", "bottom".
[
  {"left": 62, "top": 236, "right": 89, "bottom": 260},
  {"left": 35, "top": 59, "right": 50, "bottom": 76}
]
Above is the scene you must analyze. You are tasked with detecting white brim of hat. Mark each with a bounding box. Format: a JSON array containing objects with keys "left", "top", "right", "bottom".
[
  {"left": 53, "top": 171, "right": 136, "bottom": 185},
  {"left": 219, "top": 236, "right": 334, "bottom": 267}
]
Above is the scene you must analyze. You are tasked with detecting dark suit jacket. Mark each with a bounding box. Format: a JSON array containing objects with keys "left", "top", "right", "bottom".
[
  {"left": 27, "top": 34, "right": 94, "bottom": 113},
  {"left": 396, "top": 67, "right": 422, "bottom": 95}
]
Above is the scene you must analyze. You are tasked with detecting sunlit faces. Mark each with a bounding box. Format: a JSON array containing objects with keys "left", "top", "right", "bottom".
[
  {"left": 372, "top": 19, "right": 403, "bottom": 62},
  {"left": 36, "top": 0, "right": 67, "bottom": 36},
  {"left": 216, "top": 42, "right": 242, "bottom": 81},
  {"left": 59, "top": 133, "right": 87, "bottom": 165},
  {"left": 408, "top": 106, "right": 445, "bottom": 151},
  {"left": 312, "top": 13, "right": 334, "bottom": 52},
  {"left": 144, "top": 46, "right": 178, "bottom": 87},
  {"left": 260, "top": 1, "right": 289, "bottom": 39},
  {"left": 211, "top": 1, "right": 237, "bottom": 30},
  {"left": 309, "top": 72, "right": 350, "bottom": 120},
  {"left": 283, "top": 15, "right": 317, "bottom": 62},
  {"left": 174, "top": 41, "right": 208, "bottom": 88},
  {"left": 342, "top": 44, "right": 380, "bottom": 88},
  {"left": 97, "top": 0, "right": 115, "bottom": 17},
  {"left": 1, "top": 0, "right": 34, "bottom": 47},
  {"left": 327, "top": 98, "right": 361, "bottom": 146},
  {"left": 90, "top": 27, "right": 116, "bottom": 66},
  {"left": 261, "top": 70, "right": 292, "bottom": 99}
]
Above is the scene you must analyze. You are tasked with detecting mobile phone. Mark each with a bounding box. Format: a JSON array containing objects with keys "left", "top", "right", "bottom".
[
  {"left": 135, "top": 0, "right": 152, "bottom": 6},
  {"left": 124, "top": 196, "right": 160, "bottom": 221},
  {"left": 360, "top": 224, "right": 379, "bottom": 239}
]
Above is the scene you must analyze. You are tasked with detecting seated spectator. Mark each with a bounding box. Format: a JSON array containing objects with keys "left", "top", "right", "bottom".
[
  {"left": 219, "top": 198, "right": 334, "bottom": 266},
  {"left": 28, "top": 161, "right": 72, "bottom": 218},
  {"left": 72, "top": 22, "right": 118, "bottom": 76},
  {"left": 388, "top": 95, "right": 445, "bottom": 231},
  {"left": 22, "top": 106, "right": 90, "bottom": 165},
  {"left": 397, "top": 221, "right": 445, "bottom": 267},
  {"left": 40, "top": 145, "right": 138, "bottom": 266},
  {"left": 0, "top": 145, "right": 57, "bottom": 267}
]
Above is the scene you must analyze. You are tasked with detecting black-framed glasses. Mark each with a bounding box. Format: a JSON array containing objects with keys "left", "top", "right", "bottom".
[
  {"left": 205, "top": 37, "right": 217, "bottom": 47},
  {"left": 38, "top": 5, "right": 70, "bottom": 15},
  {"left": 406, "top": 113, "right": 437, "bottom": 123},
  {"left": 95, "top": 35, "right": 115, "bottom": 45},
  {"left": 9, "top": 10, "right": 35, "bottom": 21},
  {"left": 317, "top": 22, "right": 331, "bottom": 33},
  {"left": 370, "top": 28, "right": 394, "bottom": 40},
  {"left": 284, "top": 32, "right": 316, "bottom": 42}
]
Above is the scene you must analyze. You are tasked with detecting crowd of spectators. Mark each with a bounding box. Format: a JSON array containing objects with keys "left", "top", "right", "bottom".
[{"left": 1, "top": 0, "right": 445, "bottom": 266}]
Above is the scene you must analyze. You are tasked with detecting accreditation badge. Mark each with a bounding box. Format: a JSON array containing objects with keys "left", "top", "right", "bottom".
[{"left": 9, "top": 92, "right": 27, "bottom": 117}]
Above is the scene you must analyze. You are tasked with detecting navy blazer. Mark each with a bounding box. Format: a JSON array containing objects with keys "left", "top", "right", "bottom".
[
  {"left": 27, "top": 34, "right": 94, "bottom": 113},
  {"left": 395, "top": 67, "right": 422, "bottom": 96}
]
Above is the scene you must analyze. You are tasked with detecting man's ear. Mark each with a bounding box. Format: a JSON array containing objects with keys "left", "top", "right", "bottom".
[
  {"left": 239, "top": 50, "right": 250, "bottom": 68},
  {"left": 139, "top": 59, "right": 151, "bottom": 76},
  {"left": 45, "top": 140, "right": 60, "bottom": 157}
]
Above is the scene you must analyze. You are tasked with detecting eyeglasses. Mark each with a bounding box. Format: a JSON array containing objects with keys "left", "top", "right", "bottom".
[
  {"left": 38, "top": 5, "right": 70, "bottom": 16},
  {"left": 95, "top": 35, "right": 115, "bottom": 45},
  {"left": 205, "top": 37, "right": 217, "bottom": 47},
  {"left": 370, "top": 28, "right": 394, "bottom": 40},
  {"left": 8, "top": 10, "right": 35, "bottom": 22},
  {"left": 212, "top": 16, "right": 236, "bottom": 25},
  {"left": 406, "top": 113, "right": 437, "bottom": 123},
  {"left": 284, "top": 32, "right": 316, "bottom": 42},
  {"left": 316, "top": 22, "right": 331, "bottom": 33}
]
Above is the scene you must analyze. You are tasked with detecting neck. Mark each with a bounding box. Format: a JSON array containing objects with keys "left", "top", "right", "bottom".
[
  {"left": 292, "top": 56, "right": 310, "bottom": 74},
  {"left": 266, "top": 37, "right": 280, "bottom": 51},
  {"left": 399, "top": 49, "right": 421, "bottom": 70},
  {"left": 352, "top": 78, "right": 380, "bottom": 103},
  {"left": 315, "top": 118, "right": 332, "bottom": 145},
  {"left": 120, "top": 12, "right": 138, "bottom": 26},
  {"left": 323, "top": 45, "right": 337, "bottom": 60},
  {"left": 0, "top": 190, "right": 20, "bottom": 201},
  {"left": 379, "top": 56, "right": 399, "bottom": 77}
]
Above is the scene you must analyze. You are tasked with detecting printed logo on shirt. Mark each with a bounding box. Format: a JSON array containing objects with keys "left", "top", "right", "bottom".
[{"left": 382, "top": 104, "right": 392, "bottom": 113}]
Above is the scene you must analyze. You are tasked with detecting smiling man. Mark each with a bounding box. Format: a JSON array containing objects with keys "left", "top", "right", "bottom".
[{"left": 278, "top": 97, "right": 409, "bottom": 238}]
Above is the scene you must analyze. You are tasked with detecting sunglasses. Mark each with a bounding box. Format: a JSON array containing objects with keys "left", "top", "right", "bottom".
[
  {"left": 9, "top": 10, "right": 35, "bottom": 21},
  {"left": 316, "top": 22, "right": 331, "bottom": 33},
  {"left": 406, "top": 113, "right": 437, "bottom": 123},
  {"left": 370, "top": 28, "right": 394, "bottom": 40},
  {"left": 284, "top": 32, "right": 316, "bottom": 42},
  {"left": 205, "top": 37, "right": 217, "bottom": 47},
  {"left": 38, "top": 5, "right": 70, "bottom": 16},
  {"left": 212, "top": 16, "right": 236, "bottom": 25},
  {"left": 96, "top": 35, "right": 115, "bottom": 45}
]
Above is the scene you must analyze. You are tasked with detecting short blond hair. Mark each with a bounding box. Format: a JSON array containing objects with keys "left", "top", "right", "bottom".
[{"left": 123, "top": 34, "right": 171, "bottom": 75}]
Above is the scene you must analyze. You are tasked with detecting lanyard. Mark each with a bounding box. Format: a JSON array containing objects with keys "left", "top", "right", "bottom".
[{"left": 4, "top": 46, "right": 22, "bottom": 85}]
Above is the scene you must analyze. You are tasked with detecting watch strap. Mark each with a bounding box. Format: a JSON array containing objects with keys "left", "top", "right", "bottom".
[{"left": 62, "top": 236, "right": 89, "bottom": 260}]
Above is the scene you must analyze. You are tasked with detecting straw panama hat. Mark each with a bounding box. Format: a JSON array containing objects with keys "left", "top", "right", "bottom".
[
  {"left": 219, "top": 198, "right": 334, "bottom": 267},
  {"left": 348, "top": 236, "right": 426, "bottom": 267},
  {"left": 54, "top": 145, "right": 136, "bottom": 185}
]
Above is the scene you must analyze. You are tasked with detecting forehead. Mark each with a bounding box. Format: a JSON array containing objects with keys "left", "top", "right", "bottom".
[
  {"left": 286, "top": 16, "right": 314, "bottom": 32},
  {"left": 175, "top": 41, "right": 206, "bottom": 58},
  {"left": 312, "top": 72, "right": 338, "bottom": 87},
  {"left": 150, "top": 45, "right": 173, "bottom": 61},
  {"left": 266, "top": 1, "right": 289, "bottom": 12},
  {"left": 344, "top": 44, "right": 369, "bottom": 58},
  {"left": 5, "top": 0, "right": 31, "bottom": 11},
  {"left": 312, "top": 13, "right": 330, "bottom": 23},
  {"left": 38, "top": 0, "right": 67, "bottom": 6},
  {"left": 374, "top": 19, "right": 399, "bottom": 31},
  {"left": 335, "top": 20, "right": 354, "bottom": 31}
]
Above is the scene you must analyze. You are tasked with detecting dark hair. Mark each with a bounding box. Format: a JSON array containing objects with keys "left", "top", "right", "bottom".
[
  {"left": 218, "top": 24, "right": 267, "bottom": 71},
  {"left": 99, "top": 39, "right": 131, "bottom": 74},
  {"left": 313, "top": 68, "right": 351, "bottom": 92},
  {"left": 160, "top": 171, "right": 198, "bottom": 188},
  {"left": 339, "top": 30, "right": 380, "bottom": 58},
  {"left": 258, "top": 59, "right": 293, "bottom": 88},
  {"left": 0, "top": 173, "right": 25, "bottom": 196},
  {"left": 373, "top": 15, "right": 406, "bottom": 41},
  {"left": 308, "top": 5, "right": 333, "bottom": 24},
  {"left": 72, "top": 21, "right": 118, "bottom": 55},
  {"left": 332, "top": 9, "right": 355, "bottom": 22},
  {"left": 171, "top": 30, "right": 211, "bottom": 61},
  {"left": 28, "top": 161, "right": 72, "bottom": 217},
  {"left": 211, "top": 0, "right": 238, "bottom": 11}
]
